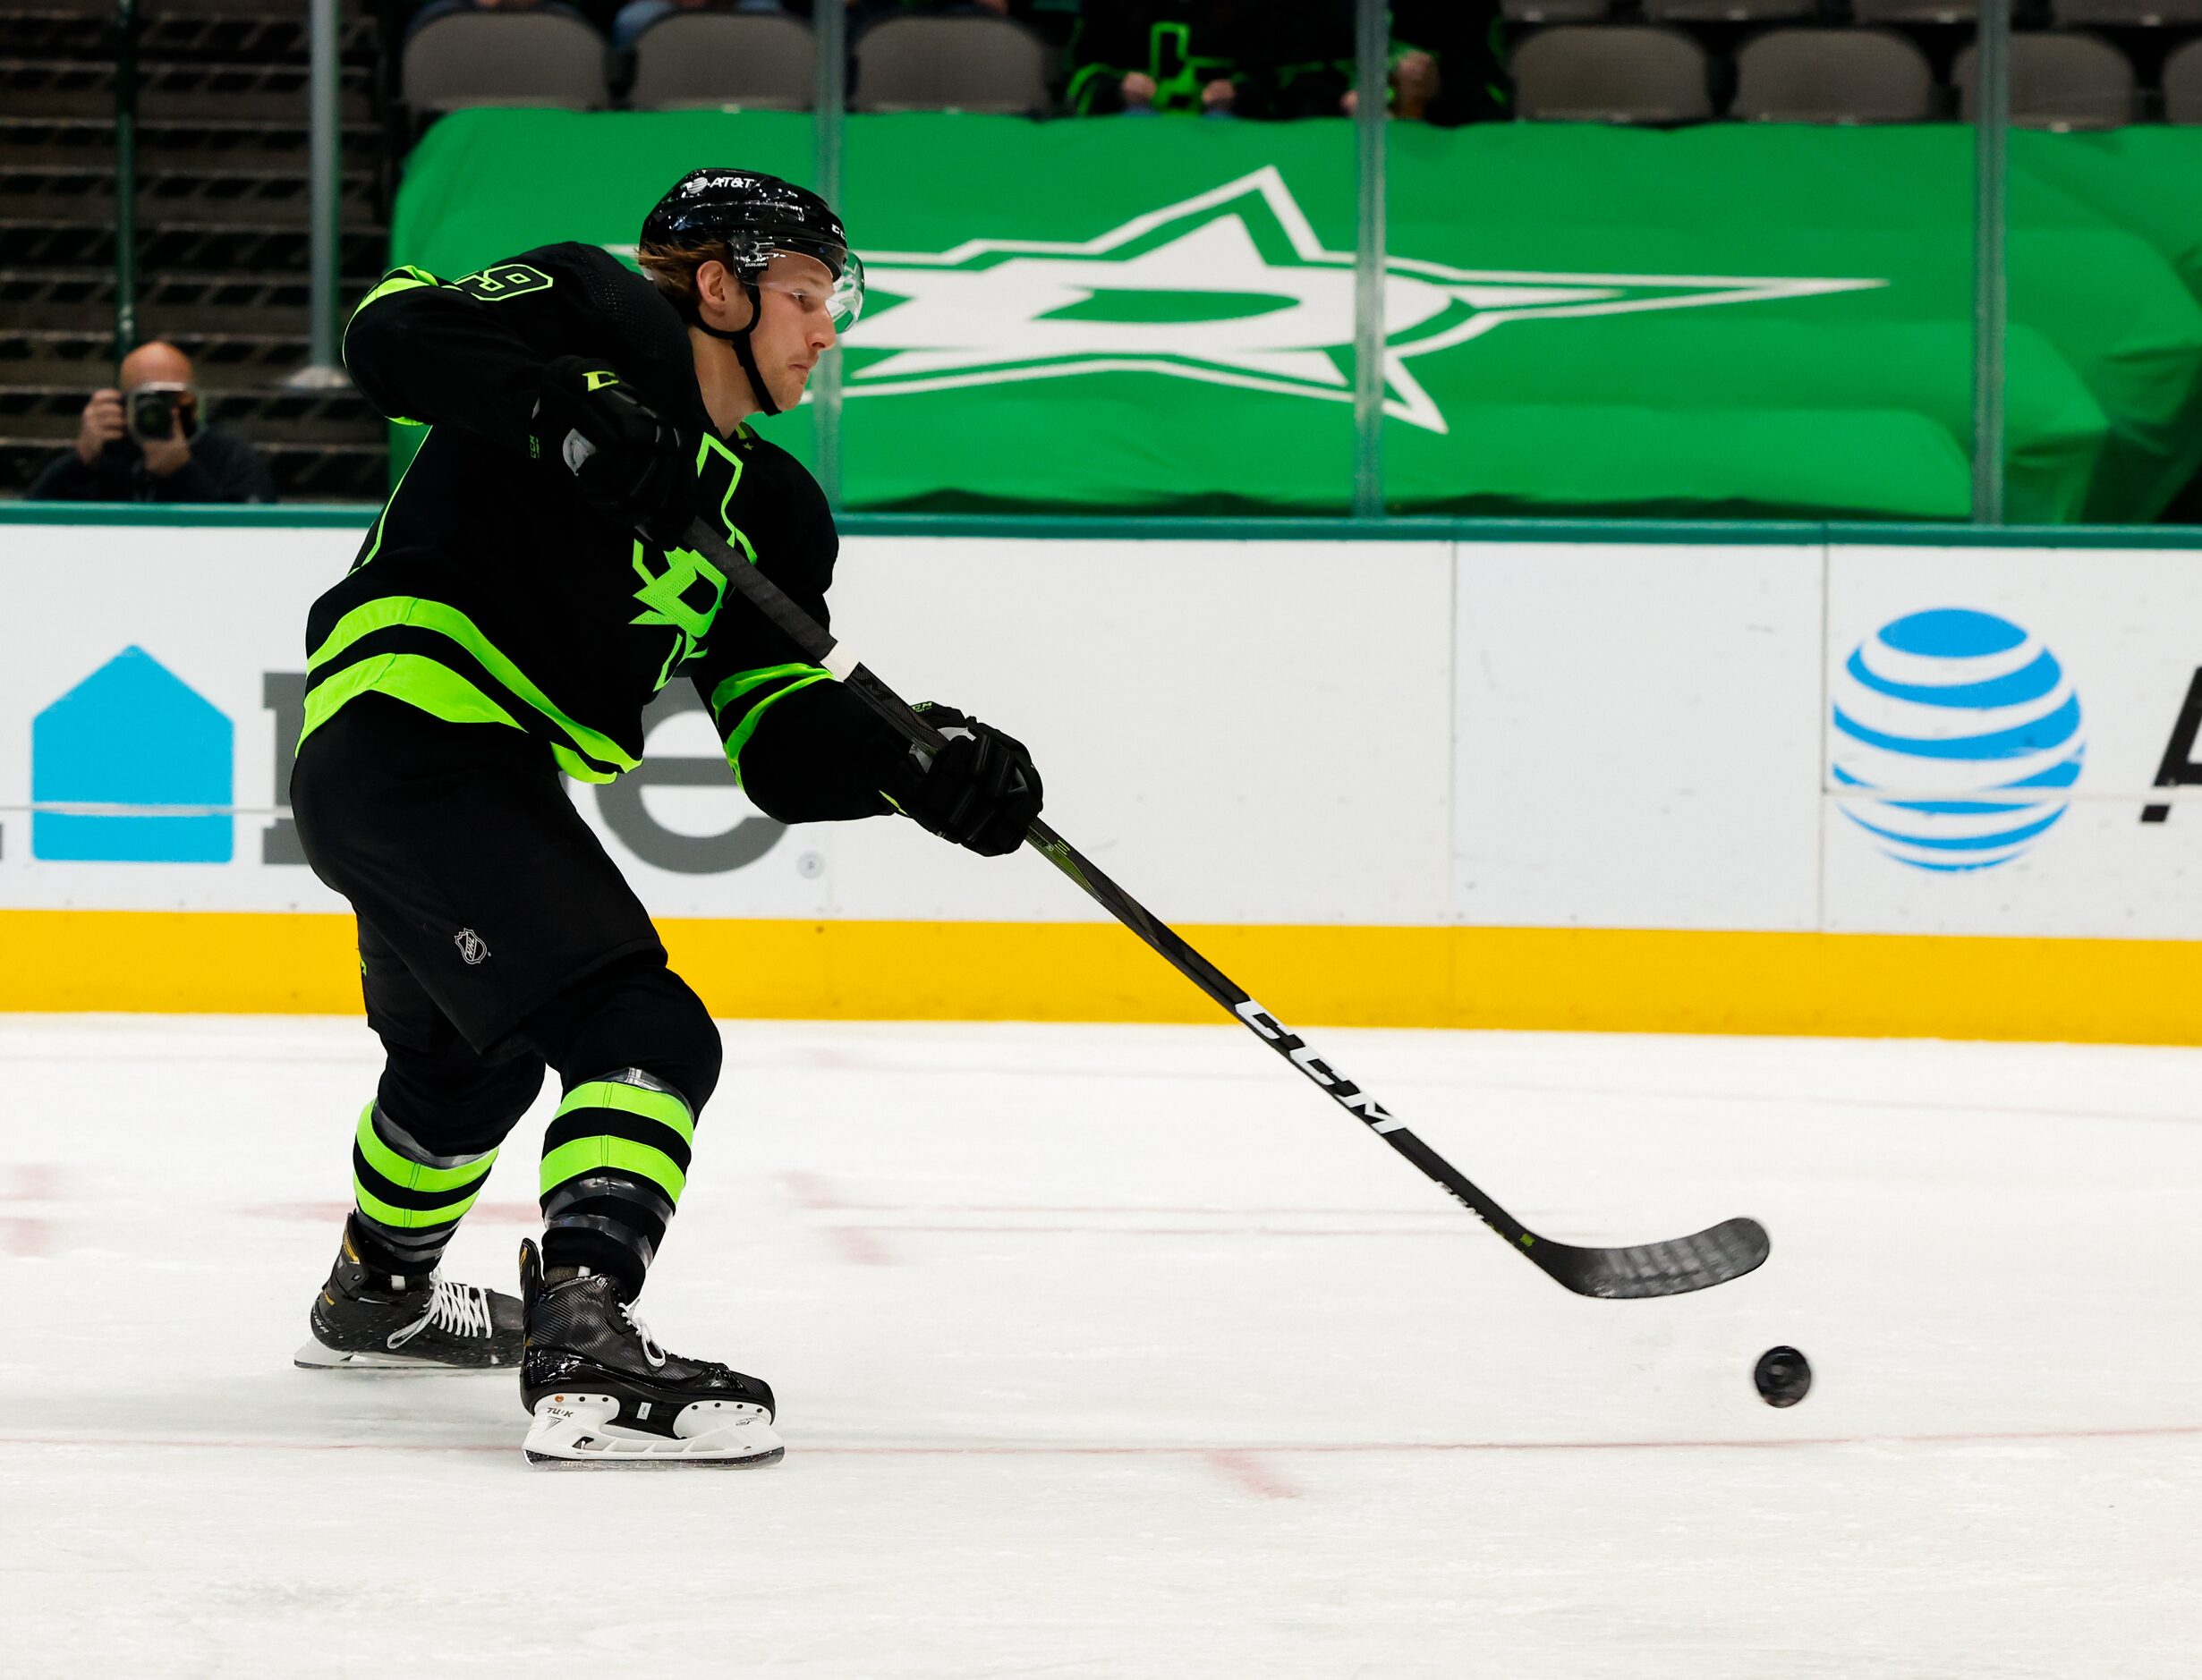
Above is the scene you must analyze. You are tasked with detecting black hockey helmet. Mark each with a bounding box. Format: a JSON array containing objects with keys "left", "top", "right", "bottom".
[
  {"left": 641, "top": 167, "right": 863, "bottom": 416},
  {"left": 643, "top": 169, "right": 852, "bottom": 278}
]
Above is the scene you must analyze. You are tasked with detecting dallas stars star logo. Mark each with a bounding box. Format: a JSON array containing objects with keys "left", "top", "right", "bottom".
[{"left": 843, "top": 165, "right": 1885, "bottom": 435}]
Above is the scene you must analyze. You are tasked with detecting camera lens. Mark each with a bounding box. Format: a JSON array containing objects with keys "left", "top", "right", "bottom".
[{"left": 131, "top": 391, "right": 174, "bottom": 437}]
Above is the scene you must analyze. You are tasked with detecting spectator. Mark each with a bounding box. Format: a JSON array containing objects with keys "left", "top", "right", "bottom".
[
  {"left": 1066, "top": 1, "right": 1266, "bottom": 117},
  {"left": 613, "top": 0, "right": 787, "bottom": 53},
  {"left": 1263, "top": 7, "right": 1356, "bottom": 121},
  {"left": 29, "top": 341, "right": 274, "bottom": 505},
  {"left": 1389, "top": 0, "right": 1506, "bottom": 124},
  {"left": 1226, "top": 4, "right": 1489, "bottom": 123},
  {"left": 1065, "top": 3, "right": 1452, "bottom": 122}
]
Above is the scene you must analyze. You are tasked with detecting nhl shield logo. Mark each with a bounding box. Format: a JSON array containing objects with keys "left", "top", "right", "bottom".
[{"left": 454, "top": 928, "right": 490, "bottom": 966}]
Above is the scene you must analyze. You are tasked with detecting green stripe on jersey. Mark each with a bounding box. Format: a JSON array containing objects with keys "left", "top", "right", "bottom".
[
  {"left": 709, "top": 663, "right": 825, "bottom": 717},
  {"left": 299, "top": 653, "right": 521, "bottom": 744},
  {"left": 303, "top": 596, "right": 638, "bottom": 780},
  {"left": 353, "top": 431, "right": 428, "bottom": 574},
  {"left": 350, "top": 265, "right": 439, "bottom": 322},
  {"left": 344, "top": 267, "right": 440, "bottom": 424},
  {"left": 710, "top": 663, "right": 831, "bottom": 784}
]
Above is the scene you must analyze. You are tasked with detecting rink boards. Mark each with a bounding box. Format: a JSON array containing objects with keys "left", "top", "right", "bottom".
[{"left": 4, "top": 511, "right": 2202, "bottom": 1039}]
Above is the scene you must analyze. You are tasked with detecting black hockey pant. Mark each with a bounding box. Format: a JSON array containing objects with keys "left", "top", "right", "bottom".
[{"left": 291, "top": 694, "right": 722, "bottom": 1291}]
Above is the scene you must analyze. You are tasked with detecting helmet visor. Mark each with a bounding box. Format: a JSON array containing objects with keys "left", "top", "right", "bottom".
[{"left": 753, "top": 248, "right": 864, "bottom": 333}]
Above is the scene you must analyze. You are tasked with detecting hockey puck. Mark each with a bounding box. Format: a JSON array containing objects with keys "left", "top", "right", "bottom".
[{"left": 1753, "top": 1345, "right": 1812, "bottom": 1408}]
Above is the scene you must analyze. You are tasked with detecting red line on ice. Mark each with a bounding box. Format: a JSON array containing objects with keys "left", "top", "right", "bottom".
[
  {"left": 828, "top": 1226, "right": 895, "bottom": 1266},
  {"left": 1, "top": 1164, "right": 64, "bottom": 1256},
  {"left": 780, "top": 1171, "right": 853, "bottom": 1210},
  {"left": 1200, "top": 1448, "right": 1299, "bottom": 1499}
]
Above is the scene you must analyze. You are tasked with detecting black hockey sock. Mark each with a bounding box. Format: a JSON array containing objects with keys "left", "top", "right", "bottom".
[
  {"left": 349, "top": 1100, "right": 500, "bottom": 1274},
  {"left": 538, "top": 1068, "right": 694, "bottom": 1295}
]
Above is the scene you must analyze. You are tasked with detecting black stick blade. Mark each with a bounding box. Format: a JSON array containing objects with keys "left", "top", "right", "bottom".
[{"left": 1535, "top": 1217, "right": 1771, "bottom": 1300}]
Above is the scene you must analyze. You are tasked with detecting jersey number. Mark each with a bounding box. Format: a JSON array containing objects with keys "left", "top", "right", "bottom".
[{"left": 454, "top": 263, "right": 554, "bottom": 302}]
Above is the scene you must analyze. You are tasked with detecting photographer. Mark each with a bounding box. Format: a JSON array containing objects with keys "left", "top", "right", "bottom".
[{"left": 29, "top": 341, "right": 275, "bottom": 504}]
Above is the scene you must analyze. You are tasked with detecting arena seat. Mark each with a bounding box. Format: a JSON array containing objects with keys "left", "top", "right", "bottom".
[
  {"left": 851, "top": 15, "right": 1051, "bottom": 115},
  {"left": 2164, "top": 36, "right": 2202, "bottom": 120},
  {"left": 1510, "top": 26, "right": 1714, "bottom": 124},
  {"left": 402, "top": 12, "right": 609, "bottom": 113},
  {"left": 1732, "top": 28, "right": 1938, "bottom": 123},
  {"left": 1954, "top": 31, "right": 2139, "bottom": 129},
  {"left": 629, "top": 13, "right": 816, "bottom": 112}
]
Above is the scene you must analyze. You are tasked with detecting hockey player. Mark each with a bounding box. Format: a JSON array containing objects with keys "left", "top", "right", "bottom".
[{"left": 288, "top": 169, "right": 1043, "bottom": 1466}]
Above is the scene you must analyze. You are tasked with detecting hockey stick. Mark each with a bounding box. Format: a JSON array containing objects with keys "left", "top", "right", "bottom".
[{"left": 693, "top": 517, "right": 1768, "bottom": 1299}]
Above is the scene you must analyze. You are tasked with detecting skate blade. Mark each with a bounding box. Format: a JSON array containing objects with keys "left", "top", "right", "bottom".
[
  {"left": 293, "top": 1340, "right": 513, "bottom": 1372},
  {"left": 523, "top": 1393, "right": 784, "bottom": 1469}
]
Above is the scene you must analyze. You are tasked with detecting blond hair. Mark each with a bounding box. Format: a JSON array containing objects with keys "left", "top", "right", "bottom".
[{"left": 636, "top": 239, "right": 731, "bottom": 313}]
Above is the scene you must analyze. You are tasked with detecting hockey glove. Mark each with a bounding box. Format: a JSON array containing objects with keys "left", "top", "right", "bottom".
[
  {"left": 889, "top": 703, "right": 1044, "bottom": 858},
  {"left": 529, "top": 356, "right": 693, "bottom": 546}
]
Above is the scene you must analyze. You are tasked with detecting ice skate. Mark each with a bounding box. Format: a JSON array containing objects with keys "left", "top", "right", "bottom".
[
  {"left": 518, "top": 1238, "right": 781, "bottom": 1468},
  {"left": 295, "top": 1225, "right": 523, "bottom": 1370}
]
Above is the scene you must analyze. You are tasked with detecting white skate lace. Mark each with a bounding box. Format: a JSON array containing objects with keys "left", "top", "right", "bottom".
[
  {"left": 618, "top": 1301, "right": 667, "bottom": 1370},
  {"left": 387, "top": 1277, "right": 495, "bottom": 1350}
]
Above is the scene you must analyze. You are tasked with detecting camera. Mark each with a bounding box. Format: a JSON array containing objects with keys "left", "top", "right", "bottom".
[{"left": 129, "top": 383, "right": 191, "bottom": 440}]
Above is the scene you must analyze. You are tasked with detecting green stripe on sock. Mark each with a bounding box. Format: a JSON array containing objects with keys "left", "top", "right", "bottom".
[
  {"left": 555, "top": 1079, "right": 696, "bottom": 1144},
  {"left": 353, "top": 1103, "right": 497, "bottom": 1194},
  {"left": 354, "top": 1178, "right": 482, "bottom": 1231},
  {"left": 539, "top": 1136, "right": 687, "bottom": 1203}
]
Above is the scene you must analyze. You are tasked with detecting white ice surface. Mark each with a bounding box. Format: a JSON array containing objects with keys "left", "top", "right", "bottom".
[{"left": 3, "top": 1014, "right": 2198, "bottom": 1677}]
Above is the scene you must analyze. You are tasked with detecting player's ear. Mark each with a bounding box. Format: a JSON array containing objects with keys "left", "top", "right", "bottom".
[{"left": 695, "top": 259, "right": 752, "bottom": 333}]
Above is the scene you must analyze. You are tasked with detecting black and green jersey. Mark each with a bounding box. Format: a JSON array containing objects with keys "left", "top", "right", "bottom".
[
  {"left": 1065, "top": 0, "right": 1502, "bottom": 123},
  {"left": 1065, "top": 0, "right": 1348, "bottom": 119},
  {"left": 308, "top": 239, "right": 895, "bottom": 824}
]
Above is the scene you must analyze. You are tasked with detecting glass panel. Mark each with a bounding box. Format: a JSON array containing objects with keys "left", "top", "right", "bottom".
[
  {"left": 1385, "top": 4, "right": 1981, "bottom": 522},
  {"left": 1351, "top": 0, "right": 1391, "bottom": 518},
  {"left": 832, "top": 0, "right": 1361, "bottom": 516},
  {"left": 1971, "top": 0, "right": 2006, "bottom": 525},
  {"left": 1989, "top": 1, "right": 2202, "bottom": 528}
]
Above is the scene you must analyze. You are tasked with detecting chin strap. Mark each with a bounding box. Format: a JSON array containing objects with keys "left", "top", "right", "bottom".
[{"left": 686, "top": 278, "right": 780, "bottom": 419}]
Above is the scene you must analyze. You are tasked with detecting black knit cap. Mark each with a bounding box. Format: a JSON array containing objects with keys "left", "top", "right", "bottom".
[{"left": 640, "top": 168, "right": 849, "bottom": 278}]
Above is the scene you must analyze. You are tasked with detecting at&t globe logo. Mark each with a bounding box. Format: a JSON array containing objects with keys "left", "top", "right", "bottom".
[{"left": 1832, "top": 608, "right": 2083, "bottom": 871}]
